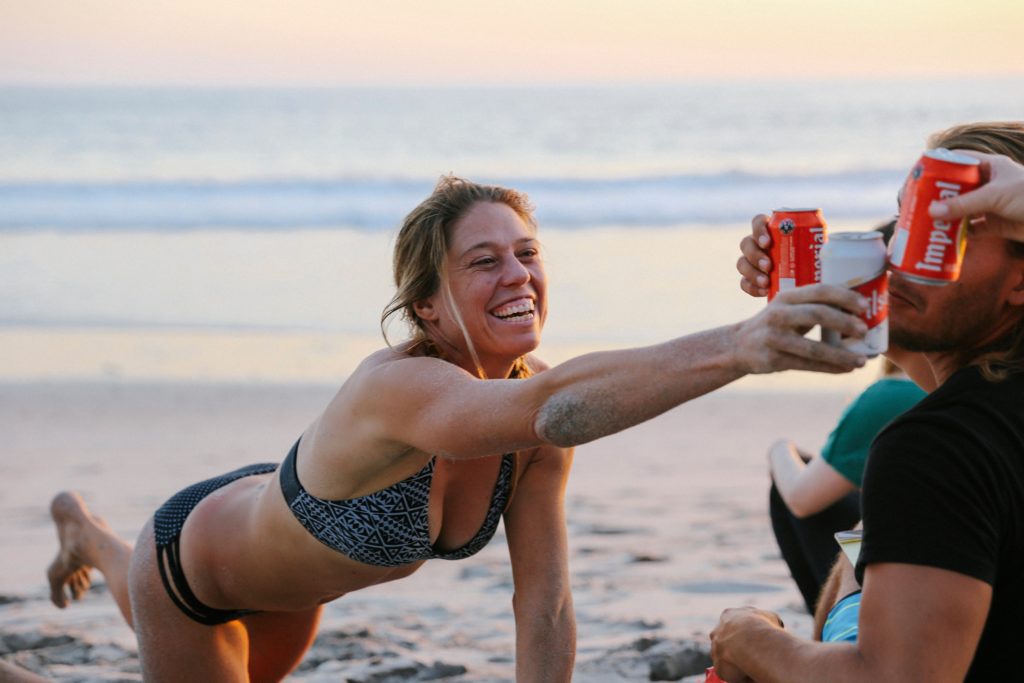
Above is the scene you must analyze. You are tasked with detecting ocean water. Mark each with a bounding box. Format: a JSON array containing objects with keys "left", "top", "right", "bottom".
[{"left": 2, "top": 78, "right": 1023, "bottom": 382}]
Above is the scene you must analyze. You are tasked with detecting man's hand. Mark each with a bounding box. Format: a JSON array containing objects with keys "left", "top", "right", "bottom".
[
  {"left": 929, "top": 151, "right": 1024, "bottom": 231},
  {"left": 710, "top": 607, "right": 785, "bottom": 682},
  {"left": 737, "top": 214, "right": 773, "bottom": 297}
]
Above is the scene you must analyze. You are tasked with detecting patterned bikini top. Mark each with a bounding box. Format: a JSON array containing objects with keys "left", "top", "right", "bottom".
[{"left": 279, "top": 439, "right": 514, "bottom": 567}]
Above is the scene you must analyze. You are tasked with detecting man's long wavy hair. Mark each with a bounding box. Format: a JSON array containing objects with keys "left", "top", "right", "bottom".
[
  {"left": 928, "top": 121, "right": 1024, "bottom": 380},
  {"left": 381, "top": 175, "right": 536, "bottom": 379}
]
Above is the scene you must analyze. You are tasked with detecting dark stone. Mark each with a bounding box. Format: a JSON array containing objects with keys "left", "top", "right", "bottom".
[
  {"left": 648, "top": 645, "right": 713, "bottom": 681},
  {"left": 632, "top": 636, "right": 662, "bottom": 652},
  {"left": 419, "top": 661, "right": 469, "bottom": 680},
  {"left": 1, "top": 631, "right": 76, "bottom": 654},
  {"left": 630, "top": 554, "right": 668, "bottom": 563}
]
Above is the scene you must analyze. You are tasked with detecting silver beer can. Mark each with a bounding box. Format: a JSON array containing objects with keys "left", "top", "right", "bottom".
[{"left": 820, "top": 231, "right": 888, "bottom": 357}]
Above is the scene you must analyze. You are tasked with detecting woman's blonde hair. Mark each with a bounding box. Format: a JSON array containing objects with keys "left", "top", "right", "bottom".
[
  {"left": 928, "top": 121, "right": 1024, "bottom": 381},
  {"left": 381, "top": 175, "right": 537, "bottom": 379}
]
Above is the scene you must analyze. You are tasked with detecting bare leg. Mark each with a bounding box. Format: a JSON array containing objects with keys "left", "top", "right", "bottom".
[
  {"left": 47, "top": 491, "right": 135, "bottom": 627},
  {"left": 243, "top": 606, "right": 322, "bottom": 682},
  {"left": 129, "top": 520, "right": 251, "bottom": 681},
  {"left": 812, "top": 552, "right": 861, "bottom": 640}
]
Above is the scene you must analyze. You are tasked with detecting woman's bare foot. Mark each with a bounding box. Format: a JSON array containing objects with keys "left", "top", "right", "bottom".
[{"left": 46, "top": 491, "right": 111, "bottom": 608}]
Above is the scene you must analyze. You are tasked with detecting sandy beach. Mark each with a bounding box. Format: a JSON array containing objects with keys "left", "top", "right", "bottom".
[{"left": 0, "top": 380, "right": 858, "bottom": 681}]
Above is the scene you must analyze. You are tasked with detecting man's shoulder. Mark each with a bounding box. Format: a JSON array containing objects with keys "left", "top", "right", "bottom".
[
  {"left": 857, "top": 369, "right": 1024, "bottom": 592},
  {"left": 886, "top": 366, "right": 1023, "bottom": 423},
  {"left": 871, "top": 367, "right": 1024, "bottom": 470}
]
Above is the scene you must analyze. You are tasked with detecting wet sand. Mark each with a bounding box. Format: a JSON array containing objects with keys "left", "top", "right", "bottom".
[{"left": 0, "top": 381, "right": 855, "bottom": 681}]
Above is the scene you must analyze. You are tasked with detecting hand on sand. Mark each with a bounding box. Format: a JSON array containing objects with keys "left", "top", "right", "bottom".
[
  {"left": 47, "top": 491, "right": 103, "bottom": 608},
  {"left": 734, "top": 284, "right": 868, "bottom": 375},
  {"left": 929, "top": 152, "right": 1024, "bottom": 233}
]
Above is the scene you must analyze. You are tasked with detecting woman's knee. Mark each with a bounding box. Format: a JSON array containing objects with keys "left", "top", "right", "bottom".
[{"left": 244, "top": 607, "right": 322, "bottom": 683}]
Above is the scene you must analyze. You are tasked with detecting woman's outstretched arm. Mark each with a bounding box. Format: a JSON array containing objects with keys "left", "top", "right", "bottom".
[{"left": 360, "top": 284, "right": 869, "bottom": 461}]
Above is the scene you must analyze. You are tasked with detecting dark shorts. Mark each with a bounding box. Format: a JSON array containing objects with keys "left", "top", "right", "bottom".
[{"left": 153, "top": 462, "right": 278, "bottom": 625}]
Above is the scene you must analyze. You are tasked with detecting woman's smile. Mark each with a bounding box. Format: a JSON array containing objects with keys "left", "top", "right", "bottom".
[{"left": 490, "top": 297, "right": 536, "bottom": 324}]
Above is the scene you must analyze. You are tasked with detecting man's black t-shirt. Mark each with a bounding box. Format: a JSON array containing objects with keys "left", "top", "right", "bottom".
[{"left": 856, "top": 366, "right": 1024, "bottom": 680}]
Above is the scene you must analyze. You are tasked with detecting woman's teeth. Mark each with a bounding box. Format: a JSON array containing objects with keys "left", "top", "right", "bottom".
[{"left": 492, "top": 300, "right": 535, "bottom": 320}]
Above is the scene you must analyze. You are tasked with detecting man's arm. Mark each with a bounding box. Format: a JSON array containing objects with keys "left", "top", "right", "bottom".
[{"left": 711, "top": 562, "right": 991, "bottom": 683}]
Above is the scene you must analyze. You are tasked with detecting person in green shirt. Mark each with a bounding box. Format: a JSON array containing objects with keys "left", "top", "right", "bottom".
[{"left": 767, "top": 356, "right": 926, "bottom": 613}]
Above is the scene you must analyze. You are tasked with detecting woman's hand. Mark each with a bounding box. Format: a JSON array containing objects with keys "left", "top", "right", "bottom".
[
  {"left": 929, "top": 152, "right": 1024, "bottom": 231},
  {"left": 733, "top": 284, "right": 868, "bottom": 375}
]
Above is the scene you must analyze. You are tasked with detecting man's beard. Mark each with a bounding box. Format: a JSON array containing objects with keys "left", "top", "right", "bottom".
[
  {"left": 887, "top": 241, "right": 1024, "bottom": 360},
  {"left": 888, "top": 281, "right": 1004, "bottom": 354},
  {"left": 889, "top": 325, "right": 962, "bottom": 353}
]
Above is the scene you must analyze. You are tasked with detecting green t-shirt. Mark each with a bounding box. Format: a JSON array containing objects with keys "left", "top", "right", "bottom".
[{"left": 821, "top": 377, "right": 926, "bottom": 487}]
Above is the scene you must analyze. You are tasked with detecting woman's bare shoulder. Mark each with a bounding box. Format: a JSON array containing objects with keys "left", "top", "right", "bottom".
[
  {"left": 357, "top": 342, "right": 414, "bottom": 368},
  {"left": 353, "top": 344, "right": 464, "bottom": 382},
  {"left": 337, "top": 343, "right": 475, "bottom": 415},
  {"left": 312, "top": 345, "right": 444, "bottom": 464}
]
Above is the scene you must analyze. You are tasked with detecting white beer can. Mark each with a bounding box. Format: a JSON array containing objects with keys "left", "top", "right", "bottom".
[{"left": 820, "top": 231, "right": 888, "bottom": 357}]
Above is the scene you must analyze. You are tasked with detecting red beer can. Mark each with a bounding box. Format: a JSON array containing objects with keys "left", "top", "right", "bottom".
[
  {"left": 888, "top": 148, "right": 981, "bottom": 285},
  {"left": 768, "top": 208, "right": 828, "bottom": 300}
]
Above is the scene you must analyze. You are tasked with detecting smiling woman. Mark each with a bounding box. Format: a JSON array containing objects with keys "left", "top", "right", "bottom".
[{"left": 45, "top": 174, "right": 870, "bottom": 682}]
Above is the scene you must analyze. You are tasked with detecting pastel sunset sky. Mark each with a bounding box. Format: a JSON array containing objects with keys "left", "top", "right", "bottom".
[{"left": 1, "top": 0, "right": 1022, "bottom": 85}]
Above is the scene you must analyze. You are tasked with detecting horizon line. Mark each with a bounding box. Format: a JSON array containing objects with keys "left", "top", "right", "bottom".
[{"left": 4, "top": 72, "right": 1024, "bottom": 90}]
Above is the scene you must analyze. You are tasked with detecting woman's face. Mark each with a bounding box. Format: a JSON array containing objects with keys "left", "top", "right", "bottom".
[{"left": 417, "top": 201, "right": 547, "bottom": 376}]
